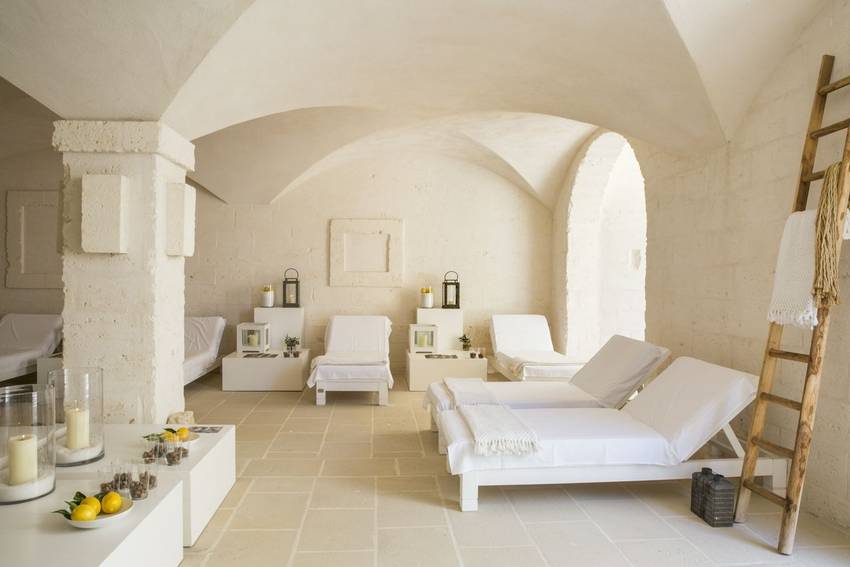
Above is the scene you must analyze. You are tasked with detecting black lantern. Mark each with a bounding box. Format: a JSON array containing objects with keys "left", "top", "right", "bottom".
[
  {"left": 282, "top": 268, "right": 300, "bottom": 308},
  {"left": 442, "top": 271, "right": 460, "bottom": 309}
]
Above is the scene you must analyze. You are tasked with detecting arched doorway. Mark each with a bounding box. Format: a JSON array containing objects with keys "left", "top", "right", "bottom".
[{"left": 565, "top": 132, "right": 646, "bottom": 362}]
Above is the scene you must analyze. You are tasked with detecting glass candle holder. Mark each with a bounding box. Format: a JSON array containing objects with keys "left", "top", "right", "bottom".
[
  {"left": 51, "top": 367, "right": 105, "bottom": 467},
  {"left": 0, "top": 383, "right": 56, "bottom": 504}
]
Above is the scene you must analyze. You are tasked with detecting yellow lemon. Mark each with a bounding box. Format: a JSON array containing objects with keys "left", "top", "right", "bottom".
[
  {"left": 176, "top": 427, "right": 190, "bottom": 441},
  {"left": 100, "top": 491, "right": 122, "bottom": 514},
  {"left": 80, "top": 496, "right": 101, "bottom": 516},
  {"left": 70, "top": 504, "right": 97, "bottom": 522},
  {"left": 161, "top": 431, "right": 177, "bottom": 442}
]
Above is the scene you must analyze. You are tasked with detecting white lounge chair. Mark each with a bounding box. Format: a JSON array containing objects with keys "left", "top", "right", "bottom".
[
  {"left": 440, "top": 357, "right": 788, "bottom": 511},
  {"left": 425, "top": 335, "right": 670, "bottom": 431},
  {"left": 489, "top": 314, "right": 581, "bottom": 381},
  {"left": 184, "top": 316, "right": 226, "bottom": 385},
  {"left": 0, "top": 314, "right": 62, "bottom": 382},
  {"left": 307, "top": 315, "right": 393, "bottom": 406}
]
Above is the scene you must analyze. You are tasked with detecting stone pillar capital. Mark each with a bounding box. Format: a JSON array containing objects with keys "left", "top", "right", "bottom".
[{"left": 52, "top": 120, "right": 195, "bottom": 172}]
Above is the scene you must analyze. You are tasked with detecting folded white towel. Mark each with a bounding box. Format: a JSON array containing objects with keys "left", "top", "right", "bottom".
[
  {"left": 444, "top": 378, "right": 498, "bottom": 406},
  {"left": 310, "top": 351, "right": 387, "bottom": 369},
  {"left": 458, "top": 404, "right": 541, "bottom": 456},
  {"left": 502, "top": 350, "right": 576, "bottom": 377},
  {"left": 768, "top": 211, "right": 818, "bottom": 329}
]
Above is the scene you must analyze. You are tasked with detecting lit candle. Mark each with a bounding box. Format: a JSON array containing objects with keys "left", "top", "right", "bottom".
[
  {"left": 65, "top": 407, "right": 91, "bottom": 450},
  {"left": 7, "top": 434, "right": 37, "bottom": 485},
  {"left": 247, "top": 332, "right": 259, "bottom": 347}
]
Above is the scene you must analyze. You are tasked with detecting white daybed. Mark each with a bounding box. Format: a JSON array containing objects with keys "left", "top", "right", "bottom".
[
  {"left": 489, "top": 314, "right": 581, "bottom": 381},
  {"left": 307, "top": 315, "right": 392, "bottom": 406},
  {"left": 425, "top": 335, "right": 670, "bottom": 430},
  {"left": 184, "top": 316, "right": 226, "bottom": 385},
  {"left": 0, "top": 313, "right": 62, "bottom": 382},
  {"left": 440, "top": 357, "right": 789, "bottom": 511}
]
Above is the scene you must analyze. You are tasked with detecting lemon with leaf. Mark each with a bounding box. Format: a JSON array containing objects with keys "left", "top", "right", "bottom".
[
  {"left": 70, "top": 504, "right": 97, "bottom": 522},
  {"left": 80, "top": 496, "right": 101, "bottom": 515}
]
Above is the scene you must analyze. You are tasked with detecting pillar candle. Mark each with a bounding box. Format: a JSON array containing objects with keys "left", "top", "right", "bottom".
[
  {"left": 7, "top": 434, "right": 37, "bottom": 485},
  {"left": 65, "top": 407, "right": 91, "bottom": 450}
]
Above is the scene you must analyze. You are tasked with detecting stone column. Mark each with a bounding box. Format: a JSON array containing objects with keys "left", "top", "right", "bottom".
[{"left": 52, "top": 121, "right": 195, "bottom": 423}]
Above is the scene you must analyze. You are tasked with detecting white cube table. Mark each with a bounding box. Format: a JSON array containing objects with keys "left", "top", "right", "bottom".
[
  {"left": 56, "top": 424, "right": 235, "bottom": 547},
  {"left": 254, "top": 307, "right": 305, "bottom": 351},
  {"left": 0, "top": 477, "right": 183, "bottom": 567},
  {"left": 223, "top": 349, "right": 309, "bottom": 391},
  {"left": 407, "top": 350, "right": 488, "bottom": 391},
  {"left": 416, "top": 308, "right": 464, "bottom": 351}
]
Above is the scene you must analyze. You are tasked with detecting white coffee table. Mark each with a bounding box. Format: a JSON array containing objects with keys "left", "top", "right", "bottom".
[
  {"left": 0, "top": 477, "right": 183, "bottom": 567},
  {"left": 407, "top": 350, "right": 488, "bottom": 391},
  {"left": 56, "top": 424, "right": 235, "bottom": 546},
  {"left": 222, "top": 349, "right": 310, "bottom": 391}
]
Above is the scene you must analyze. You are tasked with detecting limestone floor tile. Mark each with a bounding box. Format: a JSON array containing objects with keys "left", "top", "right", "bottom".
[
  {"left": 459, "top": 547, "right": 547, "bottom": 567},
  {"left": 291, "top": 550, "right": 375, "bottom": 567},
  {"left": 235, "top": 440, "right": 270, "bottom": 460},
  {"left": 249, "top": 477, "right": 315, "bottom": 493},
  {"left": 374, "top": 418, "right": 420, "bottom": 433},
  {"left": 242, "top": 458, "right": 323, "bottom": 477},
  {"left": 298, "top": 509, "right": 376, "bottom": 551},
  {"left": 569, "top": 484, "right": 679, "bottom": 540},
  {"left": 312, "top": 477, "right": 376, "bottom": 509},
  {"left": 236, "top": 424, "right": 280, "bottom": 442},
  {"left": 378, "top": 527, "right": 460, "bottom": 567},
  {"left": 446, "top": 491, "right": 532, "bottom": 547},
  {"left": 617, "top": 539, "right": 713, "bottom": 567},
  {"left": 377, "top": 491, "right": 447, "bottom": 527},
  {"left": 220, "top": 477, "right": 252, "bottom": 508},
  {"left": 327, "top": 420, "right": 372, "bottom": 434},
  {"left": 378, "top": 476, "right": 438, "bottom": 493},
  {"left": 230, "top": 492, "right": 309, "bottom": 529},
  {"left": 398, "top": 456, "right": 449, "bottom": 476},
  {"left": 282, "top": 417, "right": 330, "bottom": 433},
  {"left": 665, "top": 516, "right": 792, "bottom": 564},
  {"left": 527, "top": 521, "right": 631, "bottom": 567},
  {"left": 325, "top": 429, "right": 373, "bottom": 444},
  {"left": 321, "top": 458, "right": 397, "bottom": 476},
  {"left": 178, "top": 553, "right": 209, "bottom": 567},
  {"left": 291, "top": 404, "right": 334, "bottom": 418},
  {"left": 331, "top": 407, "right": 374, "bottom": 424},
  {"left": 270, "top": 432, "right": 324, "bottom": 452},
  {"left": 794, "top": 547, "right": 850, "bottom": 566},
  {"left": 202, "top": 409, "right": 250, "bottom": 425},
  {"left": 504, "top": 485, "right": 588, "bottom": 523},
  {"left": 626, "top": 481, "right": 693, "bottom": 517},
  {"left": 373, "top": 432, "right": 423, "bottom": 454},
  {"left": 745, "top": 512, "right": 850, "bottom": 548},
  {"left": 242, "top": 409, "right": 292, "bottom": 424},
  {"left": 419, "top": 432, "right": 440, "bottom": 455},
  {"left": 205, "top": 529, "right": 297, "bottom": 567},
  {"left": 319, "top": 442, "right": 373, "bottom": 459}
]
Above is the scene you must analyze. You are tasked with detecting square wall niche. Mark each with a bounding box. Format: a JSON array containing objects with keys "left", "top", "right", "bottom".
[{"left": 329, "top": 218, "right": 404, "bottom": 287}]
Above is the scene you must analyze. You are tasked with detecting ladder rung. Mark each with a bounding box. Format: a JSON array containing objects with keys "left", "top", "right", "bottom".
[
  {"left": 810, "top": 117, "right": 850, "bottom": 139},
  {"left": 818, "top": 74, "right": 850, "bottom": 95},
  {"left": 743, "top": 479, "right": 787, "bottom": 508},
  {"left": 802, "top": 169, "right": 825, "bottom": 182},
  {"left": 760, "top": 392, "right": 803, "bottom": 411},
  {"left": 768, "top": 349, "right": 811, "bottom": 363},
  {"left": 752, "top": 437, "right": 795, "bottom": 459}
]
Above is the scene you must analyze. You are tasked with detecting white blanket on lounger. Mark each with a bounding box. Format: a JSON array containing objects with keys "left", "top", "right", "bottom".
[
  {"left": 458, "top": 404, "right": 541, "bottom": 456},
  {"left": 502, "top": 350, "right": 574, "bottom": 376},
  {"left": 444, "top": 378, "right": 498, "bottom": 406},
  {"left": 311, "top": 352, "right": 388, "bottom": 367}
]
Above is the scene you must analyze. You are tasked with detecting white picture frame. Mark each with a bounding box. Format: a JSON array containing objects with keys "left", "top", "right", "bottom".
[{"left": 409, "top": 324, "right": 439, "bottom": 353}]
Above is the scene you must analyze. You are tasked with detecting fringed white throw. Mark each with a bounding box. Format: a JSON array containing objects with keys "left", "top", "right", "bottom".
[
  {"left": 445, "top": 378, "right": 498, "bottom": 406},
  {"left": 458, "top": 404, "right": 541, "bottom": 456},
  {"left": 767, "top": 211, "right": 818, "bottom": 328}
]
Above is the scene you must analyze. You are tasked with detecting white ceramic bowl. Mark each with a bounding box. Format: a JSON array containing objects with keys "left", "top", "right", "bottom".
[{"left": 65, "top": 498, "right": 134, "bottom": 529}]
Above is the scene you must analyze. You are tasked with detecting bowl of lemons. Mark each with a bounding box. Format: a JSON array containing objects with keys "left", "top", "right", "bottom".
[{"left": 53, "top": 490, "right": 133, "bottom": 529}]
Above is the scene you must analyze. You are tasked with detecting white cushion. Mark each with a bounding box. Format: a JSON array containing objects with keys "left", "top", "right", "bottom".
[
  {"left": 570, "top": 335, "right": 670, "bottom": 408},
  {"left": 183, "top": 316, "right": 226, "bottom": 384},
  {"left": 490, "top": 315, "right": 554, "bottom": 353},
  {"left": 325, "top": 315, "right": 391, "bottom": 354},
  {"left": 624, "top": 357, "right": 757, "bottom": 461}
]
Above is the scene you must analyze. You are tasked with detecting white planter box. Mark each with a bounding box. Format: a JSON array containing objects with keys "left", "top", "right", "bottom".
[
  {"left": 222, "top": 349, "right": 310, "bottom": 391},
  {"left": 407, "top": 350, "right": 487, "bottom": 391}
]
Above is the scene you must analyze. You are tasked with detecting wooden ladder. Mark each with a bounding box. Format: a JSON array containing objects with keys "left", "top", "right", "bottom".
[{"left": 735, "top": 54, "right": 850, "bottom": 555}]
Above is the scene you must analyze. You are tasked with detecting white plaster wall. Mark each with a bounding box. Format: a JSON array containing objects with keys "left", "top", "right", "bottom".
[
  {"left": 186, "top": 151, "right": 552, "bottom": 375},
  {"left": 633, "top": 0, "right": 850, "bottom": 528}
]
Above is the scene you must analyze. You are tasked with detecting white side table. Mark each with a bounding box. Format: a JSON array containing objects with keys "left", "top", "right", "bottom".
[
  {"left": 222, "top": 349, "right": 310, "bottom": 391},
  {"left": 253, "top": 307, "right": 305, "bottom": 350},
  {"left": 407, "top": 350, "right": 487, "bottom": 391}
]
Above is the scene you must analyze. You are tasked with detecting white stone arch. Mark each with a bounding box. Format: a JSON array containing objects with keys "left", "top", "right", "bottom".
[{"left": 551, "top": 131, "right": 646, "bottom": 361}]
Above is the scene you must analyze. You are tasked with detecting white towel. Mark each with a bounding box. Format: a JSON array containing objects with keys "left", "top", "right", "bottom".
[
  {"left": 444, "top": 378, "right": 498, "bottom": 406},
  {"left": 310, "top": 351, "right": 387, "bottom": 369},
  {"left": 458, "top": 404, "right": 541, "bottom": 456},
  {"left": 502, "top": 350, "right": 574, "bottom": 376},
  {"left": 768, "top": 211, "right": 818, "bottom": 329}
]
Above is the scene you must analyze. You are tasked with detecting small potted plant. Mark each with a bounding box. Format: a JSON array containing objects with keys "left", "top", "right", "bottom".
[
  {"left": 283, "top": 335, "right": 301, "bottom": 357},
  {"left": 459, "top": 334, "right": 472, "bottom": 351}
]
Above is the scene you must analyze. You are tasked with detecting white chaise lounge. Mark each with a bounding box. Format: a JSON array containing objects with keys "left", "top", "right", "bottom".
[
  {"left": 184, "top": 316, "right": 226, "bottom": 385},
  {"left": 440, "top": 357, "right": 788, "bottom": 511},
  {"left": 490, "top": 314, "right": 581, "bottom": 381},
  {"left": 0, "top": 313, "right": 62, "bottom": 382},
  {"left": 425, "top": 335, "right": 670, "bottom": 431},
  {"left": 307, "top": 315, "right": 393, "bottom": 406}
]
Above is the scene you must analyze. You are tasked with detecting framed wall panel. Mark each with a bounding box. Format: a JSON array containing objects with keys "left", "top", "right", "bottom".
[
  {"left": 6, "top": 190, "right": 61, "bottom": 289},
  {"left": 329, "top": 218, "right": 404, "bottom": 287}
]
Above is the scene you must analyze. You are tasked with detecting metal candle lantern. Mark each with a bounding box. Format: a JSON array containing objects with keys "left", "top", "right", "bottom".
[
  {"left": 442, "top": 271, "right": 460, "bottom": 309},
  {"left": 283, "top": 268, "right": 300, "bottom": 308},
  {"left": 0, "top": 383, "right": 56, "bottom": 504},
  {"left": 50, "top": 368, "right": 105, "bottom": 467}
]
